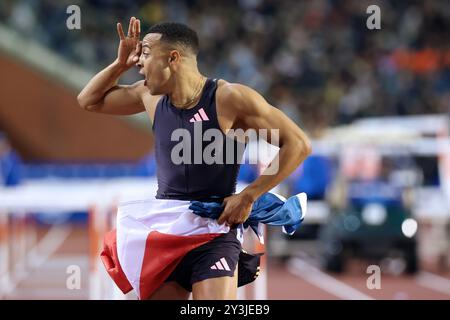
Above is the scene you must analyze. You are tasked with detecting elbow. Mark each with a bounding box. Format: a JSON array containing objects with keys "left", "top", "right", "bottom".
[
  {"left": 76, "top": 92, "right": 96, "bottom": 111},
  {"left": 304, "top": 138, "right": 313, "bottom": 157},
  {"left": 283, "top": 135, "right": 312, "bottom": 162},
  {"left": 297, "top": 136, "right": 312, "bottom": 160},
  {"left": 76, "top": 92, "right": 88, "bottom": 109}
]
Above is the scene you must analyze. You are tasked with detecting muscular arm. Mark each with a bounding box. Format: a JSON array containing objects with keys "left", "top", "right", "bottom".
[
  {"left": 77, "top": 17, "right": 148, "bottom": 115},
  {"left": 77, "top": 61, "right": 146, "bottom": 114},
  {"left": 217, "top": 83, "right": 312, "bottom": 225}
]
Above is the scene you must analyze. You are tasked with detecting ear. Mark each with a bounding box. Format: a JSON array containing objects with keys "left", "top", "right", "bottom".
[{"left": 168, "top": 50, "right": 180, "bottom": 64}]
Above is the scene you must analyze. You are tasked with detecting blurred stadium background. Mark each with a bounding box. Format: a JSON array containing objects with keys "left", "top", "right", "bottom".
[{"left": 1, "top": 0, "right": 450, "bottom": 300}]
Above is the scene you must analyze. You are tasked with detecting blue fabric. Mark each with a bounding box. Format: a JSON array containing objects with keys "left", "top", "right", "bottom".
[
  {"left": 189, "top": 192, "right": 306, "bottom": 237},
  {"left": 289, "top": 155, "right": 333, "bottom": 200},
  {"left": 0, "top": 150, "right": 22, "bottom": 186},
  {"left": 237, "top": 163, "right": 259, "bottom": 183}
]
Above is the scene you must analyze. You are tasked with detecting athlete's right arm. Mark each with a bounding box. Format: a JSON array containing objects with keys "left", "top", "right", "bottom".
[{"left": 77, "top": 17, "right": 145, "bottom": 115}]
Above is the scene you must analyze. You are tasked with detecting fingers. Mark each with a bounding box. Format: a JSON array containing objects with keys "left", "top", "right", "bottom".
[
  {"left": 127, "top": 17, "right": 135, "bottom": 37},
  {"left": 219, "top": 210, "right": 246, "bottom": 226},
  {"left": 135, "top": 19, "right": 141, "bottom": 40},
  {"left": 217, "top": 213, "right": 228, "bottom": 225},
  {"left": 218, "top": 198, "right": 234, "bottom": 225},
  {"left": 119, "top": 17, "right": 140, "bottom": 40},
  {"left": 218, "top": 212, "right": 235, "bottom": 226},
  {"left": 117, "top": 23, "right": 125, "bottom": 40}
]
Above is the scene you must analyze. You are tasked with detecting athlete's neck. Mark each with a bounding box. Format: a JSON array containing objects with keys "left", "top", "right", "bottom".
[{"left": 169, "top": 67, "right": 206, "bottom": 110}]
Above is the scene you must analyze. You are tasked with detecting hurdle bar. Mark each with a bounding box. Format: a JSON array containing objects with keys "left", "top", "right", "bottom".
[
  {"left": 0, "top": 210, "right": 11, "bottom": 298},
  {"left": 88, "top": 199, "right": 127, "bottom": 300}
]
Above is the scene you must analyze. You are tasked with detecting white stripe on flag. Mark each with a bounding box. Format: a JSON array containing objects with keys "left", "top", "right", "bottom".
[{"left": 116, "top": 197, "right": 231, "bottom": 298}]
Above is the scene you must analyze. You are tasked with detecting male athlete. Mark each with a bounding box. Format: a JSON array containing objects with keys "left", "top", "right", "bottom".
[{"left": 78, "top": 17, "right": 311, "bottom": 300}]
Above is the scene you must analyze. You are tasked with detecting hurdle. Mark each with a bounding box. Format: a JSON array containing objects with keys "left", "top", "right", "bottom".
[
  {"left": 13, "top": 211, "right": 27, "bottom": 278},
  {"left": 88, "top": 203, "right": 112, "bottom": 300},
  {"left": 0, "top": 209, "right": 33, "bottom": 298},
  {"left": 88, "top": 204, "right": 102, "bottom": 300},
  {"left": 0, "top": 210, "right": 11, "bottom": 298},
  {"left": 88, "top": 199, "right": 126, "bottom": 300},
  {"left": 253, "top": 225, "right": 267, "bottom": 300}
]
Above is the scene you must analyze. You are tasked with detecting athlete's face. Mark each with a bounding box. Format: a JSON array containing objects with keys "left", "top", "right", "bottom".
[{"left": 138, "top": 33, "right": 174, "bottom": 95}]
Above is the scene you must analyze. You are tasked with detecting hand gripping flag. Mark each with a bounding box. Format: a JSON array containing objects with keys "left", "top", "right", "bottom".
[
  {"left": 189, "top": 192, "right": 307, "bottom": 243},
  {"left": 101, "top": 192, "right": 307, "bottom": 299}
]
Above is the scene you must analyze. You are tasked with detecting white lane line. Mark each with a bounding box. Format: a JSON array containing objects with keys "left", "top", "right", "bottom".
[
  {"left": 287, "top": 257, "right": 375, "bottom": 300},
  {"left": 31, "top": 255, "right": 88, "bottom": 269},
  {"left": 416, "top": 271, "right": 450, "bottom": 296},
  {"left": 7, "top": 287, "right": 88, "bottom": 300},
  {"left": 0, "top": 225, "right": 72, "bottom": 296}
]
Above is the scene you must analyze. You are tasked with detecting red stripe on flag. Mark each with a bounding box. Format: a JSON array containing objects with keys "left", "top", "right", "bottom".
[
  {"left": 101, "top": 230, "right": 133, "bottom": 294},
  {"left": 138, "top": 231, "right": 221, "bottom": 300}
]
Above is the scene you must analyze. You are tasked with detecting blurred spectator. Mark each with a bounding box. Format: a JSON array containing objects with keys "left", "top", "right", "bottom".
[
  {"left": 287, "top": 154, "right": 335, "bottom": 200},
  {"left": 1, "top": 0, "right": 450, "bottom": 132}
]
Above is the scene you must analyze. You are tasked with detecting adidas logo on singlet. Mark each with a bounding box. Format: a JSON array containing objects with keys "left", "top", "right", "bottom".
[
  {"left": 210, "top": 257, "right": 231, "bottom": 271},
  {"left": 189, "top": 107, "right": 210, "bottom": 122}
]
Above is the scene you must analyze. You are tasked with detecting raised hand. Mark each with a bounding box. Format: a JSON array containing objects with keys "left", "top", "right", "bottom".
[{"left": 116, "top": 17, "right": 141, "bottom": 69}]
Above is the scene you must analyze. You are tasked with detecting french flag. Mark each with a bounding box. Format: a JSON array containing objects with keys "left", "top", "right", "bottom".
[
  {"left": 101, "top": 199, "right": 229, "bottom": 300},
  {"left": 100, "top": 193, "right": 306, "bottom": 300}
]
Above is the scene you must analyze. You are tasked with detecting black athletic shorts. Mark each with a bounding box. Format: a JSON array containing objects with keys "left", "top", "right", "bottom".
[{"left": 165, "top": 227, "right": 263, "bottom": 292}]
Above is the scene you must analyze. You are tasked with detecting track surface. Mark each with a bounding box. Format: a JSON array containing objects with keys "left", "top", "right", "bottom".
[{"left": 2, "top": 224, "right": 450, "bottom": 300}]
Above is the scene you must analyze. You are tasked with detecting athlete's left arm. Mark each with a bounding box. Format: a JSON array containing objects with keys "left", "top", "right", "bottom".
[{"left": 217, "top": 83, "right": 312, "bottom": 226}]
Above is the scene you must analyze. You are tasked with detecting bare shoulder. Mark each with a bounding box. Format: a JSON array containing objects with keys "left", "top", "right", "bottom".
[
  {"left": 216, "top": 80, "right": 249, "bottom": 102},
  {"left": 216, "top": 80, "right": 270, "bottom": 116},
  {"left": 216, "top": 80, "right": 264, "bottom": 111}
]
